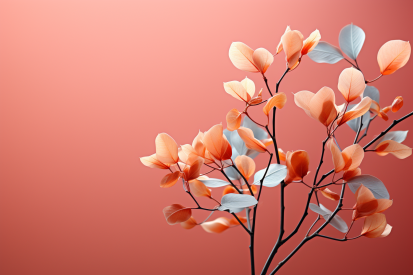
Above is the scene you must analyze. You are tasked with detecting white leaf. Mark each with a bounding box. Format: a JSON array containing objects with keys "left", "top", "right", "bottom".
[
  {"left": 219, "top": 194, "right": 258, "bottom": 212},
  {"left": 363, "top": 86, "right": 380, "bottom": 103},
  {"left": 308, "top": 41, "right": 344, "bottom": 64},
  {"left": 199, "top": 178, "right": 230, "bottom": 188},
  {"left": 347, "top": 175, "right": 390, "bottom": 199},
  {"left": 310, "top": 204, "right": 348, "bottom": 233},
  {"left": 373, "top": 131, "right": 409, "bottom": 149},
  {"left": 231, "top": 130, "right": 248, "bottom": 155},
  {"left": 253, "top": 164, "right": 287, "bottom": 187},
  {"left": 339, "top": 23, "right": 366, "bottom": 60}
]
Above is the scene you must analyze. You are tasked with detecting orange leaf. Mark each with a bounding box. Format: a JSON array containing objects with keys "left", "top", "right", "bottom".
[
  {"left": 285, "top": 150, "right": 309, "bottom": 183},
  {"left": 237, "top": 127, "right": 267, "bottom": 153},
  {"left": 276, "top": 26, "right": 291, "bottom": 54},
  {"left": 223, "top": 186, "right": 237, "bottom": 196},
  {"left": 229, "top": 42, "right": 259, "bottom": 73},
  {"left": 377, "top": 40, "right": 411, "bottom": 75},
  {"left": 226, "top": 109, "right": 242, "bottom": 131},
  {"left": 235, "top": 155, "right": 256, "bottom": 181},
  {"left": 341, "top": 144, "right": 364, "bottom": 171},
  {"left": 160, "top": 171, "right": 182, "bottom": 188},
  {"left": 309, "top": 87, "right": 338, "bottom": 127},
  {"left": 353, "top": 185, "right": 392, "bottom": 220},
  {"left": 252, "top": 48, "right": 274, "bottom": 74},
  {"left": 382, "top": 106, "right": 391, "bottom": 114},
  {"left": 163, "top": 204, "right": 192, "bottom": 225},
  {"left": 338, "top": 67, "right": 366, "bottom": 102},
  {"left": 361, "top": 213, "right": 387, "bottom": 238},
  {"left": 375, "top": 140, "right": 412, "bottom": 159},
  {"left": 294, "top": 90, "right": 315, "bottom": 118},
  {"left": 391, "top": 96, "right": 403, "bottom": 113},
  {"left": 301, "top": 29, "right": 321, "bottom": 55},
  {"left": 140, "top": 154, "right": 170, "bottom": 169},
  {"left": 183, "top": 158, "right": 204, "bottom": 181},
  {"left": 263, "top": 92, "right": 287, "bottom": 116},
  {"left": 320, "top": 187, "right": 340, "bottom": 201},
  {"left": 338, "top": 96, "right": 372, "bottom": 125},
  {"left": 223, "top": 81, "right": 251, "bottom": 102},
  {"left": 201, "top": 217, "right": 231, "bottom": 233},
  {"left": 181, "top": 216, "right": 197, "bottom": 229},
  {"left": 241, "top": 77, "right": 256, "bottom": 99},
  {"left": 203, "top": 124, "right": 232, "bottom": 161},
  {"left": 343, "top": 168, "right": 361, "bottom": 181},
  {"left": 282, "top": 30, "right": 303, "bottom": 69},
  {"left": 329, "top": 139, "right": 345, "bottom": 173},
  {"left": 155, "top": 133, "right": 179, "bottom": 165},
  {"left": 192, "top": 131, "right": 206, "bottom": 157},
  {"left": 188, "top": 179, "right": 211, "bottom": 197},
  {"left": 249, "top": 89, "right": 263, "bottom": 105},
  {"left": 228, "top": 216, "right": 248, "bottom": 227},
  {"left": 278, "top": 148, "right": 286, "bottom": 161}
]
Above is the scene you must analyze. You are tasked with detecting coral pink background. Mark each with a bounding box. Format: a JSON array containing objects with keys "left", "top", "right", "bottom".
[{"left": 1, "top": 0, "right": 412, "bottom": 274}]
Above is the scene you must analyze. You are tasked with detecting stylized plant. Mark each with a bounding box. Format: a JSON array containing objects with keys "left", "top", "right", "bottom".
[{"left": 141, "top": 24, "right": 412, "bottom": 274}]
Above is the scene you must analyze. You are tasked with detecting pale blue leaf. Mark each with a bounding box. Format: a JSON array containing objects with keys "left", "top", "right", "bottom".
[
  {"left": 307, "top": 41, "right": 344, "bottom": 64},
  {"left": 339, "top": 23, "right": 365, "bottom": 60},
  {"left": 373, "top": 131, "right": 409, "bottom": 148},
  {"left": 347, "top": 175, "right": 390, "bottom": 199},
  {"left": 231, "top": 130, "right": 248, "bottom": 155},
  {"left": 199, "top": 178, "right": 231, "bottom": 188},
  {"left": 218, "top": 194, "right": 258, "bottom": 212},
  {"left": 309, "top": 203, "right": 348, "bottom": 233},
  {"left": 242, "top": 116, "right": 268, "bottom": 140},
  {"left": 253, "top": 164, "right": 287, "bottom": 187},
  {"left": 363, "top": 86, "right": 380, "bottom": 103}
]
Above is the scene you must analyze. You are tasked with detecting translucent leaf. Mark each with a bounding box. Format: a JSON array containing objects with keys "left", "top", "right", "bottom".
[
  {"left": 253, "top": 164, "right": 287, "bottom": 187},
  {"left": 363, "top": 86, "right": 380, "bottom": 103},
  {"left": 231, "top": 130, "right": 248, "bottom": 155},
  {"left": 198, "top": 178, "right": 231, "bottom": 188},
  {"left": 347, "top": 175, "right": 390, "bottom": 199},
  {"left": 163, "top": 204, "right": 192, "bottom": 225},
  {"left": 346, "top": 107, "right": 370, "bottom": 132},
  {"left": 219, "top": 194, "right": 258, "bottom": 213},
  {"left": 242, "top": 116, "right": 268, "bottom": 140},
  {"left": 377, "top": 40, "right": 411, "bottom": 75},
  {"left": 373, "top": 131, "right": 408, "bottom": 148},
  {"left": 307, "top": 41, "right": 344, "bottom": 64},
  {"left": 339, "top": 23, "right": 365, "bottom": 60}
]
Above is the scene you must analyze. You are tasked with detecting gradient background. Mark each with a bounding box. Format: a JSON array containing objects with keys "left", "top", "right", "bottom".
[{"left": 1, "top": 0, "right": 412, "bottom": 274}]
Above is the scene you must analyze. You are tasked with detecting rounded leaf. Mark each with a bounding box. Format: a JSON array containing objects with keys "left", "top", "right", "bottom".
[
  {"left": 377, "top": 40, "right": 411, "bottom": 75},
  {"left": 263, "top": 92, "right": 287, "bottom": 116},
  {"left": 181, "top": 216, "right": 197, "bottom": 229},
  {"left": 229, "top": 42, "right": 259, "bottom": 73},
  {"left": 160, "top": 171, "right": 182, "bottom": 188},
  {"left": 391, "top": 96, "right": 403, "bottom": 113},
  {"left": 339, "top": 23, "right": 365, "bottom": 60},
  {"left": 155, "top": 133, "right": 179, "bottom": 165},
  {"left": 226, "top": 109, "right": 242, "bottom": 131},
  {"left": 338, "top": 67, "right": 366, "bottom": 102},
  {"left": 163, "top": 204, "right": 192, "bottom": 225},
  {"left": 252, "top": 48, "right": 274, "bottom": 74},
  {"left": 301, "top": 29, "right": 321, "bottom": 55}
]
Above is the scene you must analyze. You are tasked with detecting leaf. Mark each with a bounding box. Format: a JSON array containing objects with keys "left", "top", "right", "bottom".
[
  {"left": 203, "top": 124, "right": 232, "bottom": 161},
  {"left": 252, "top": 48, "right": 274, "bottom": 74},
  {"left": 377, "top": 40, "right": 411, "bottom": 75},
  {"left": 320, "top": 188, "right": 340, "bottom": 201},
  {"left": 277, "top": 26, "right": 291, "bottom": 54},
  {"left": 373, "top": 131, "right": 408, "bottom": 148},
  {"left": 346, "top": 108, "right": 370, "bottom": 132},
  {"left": 375, "top": 140, "right": 412, "bottom": 159},
  {"left": 226, "top": 109, "right": 242, "bottom": 131},
  {"left": 362, "top": 86, "right": 380, "bottom": 103},
  {"left": 201, "top": 217, "right": 231, "bottom": 233},
  {"left": 309, "top": 87, "right": 338, "bottom": 127},
  {"left": 223, "top": 81, "right": 251, "bottom": 102},
  {"left": 160, "top": 171, "right": 182, "bottom": 188},
  {"left": 361, "top": 213, "right": 387, "bottom": 238},
  {"left": 294, "top": 90, "right": 315, "bottom": 118},
  {"left": 341, "top": 144, "right": 364, "bottom": 171},
  {"left": 218, "top": 194, "right": 258, "bottom": 212},
  {"left": 307, "top": 41, "right": 344, "bottom": 64},
  {"left": 343, "top": 168, "right": 361, "bottom": 181},
  {"left": 224, "top": 147, "right": 242, "bottom": 180},
  {"left": 281, "top": 31, "right": 303, "bottom": 68},
  {"left": 338, "top": 96, "right": 372, "bottom": 125},
  {"left": 353, "top": 185, "right": 393, "bottom": 220},
  {"left": 234, "top": 155, "right": 255, "bottom": 181},
  {"left": 140, "top": 154, "right": 170, "bottom": 169},
  {"left": 329, "top": 138, "right": 345, "bottom": 173},
  {"left": 347, "top": 175, "right": 390, "bottom": 199},
  {"left": 198, "top": 177, "right": 230, "bottom": 188},
  {"left": 338, "top": 67, "right": 366, "bottom": 102},
  {"left": 301, "top": 29, "right": 321, "bottom": 55},
  {"left": 284, "top": 150, "right": 310, "bottom": 183},
  {"left": 241, "top": 77, "right": 256, "bottom": 99},
  {"left": 391, "top": 96, "right": 403, "bottom": 113},
  {"left": 339, "top": 23, "right": 365, "bottom": 60},
  {"left": 242, "top": 116, "right": 268, "bottom": 140},
  {"left": 309, "top": 203, "right": 348, "bottom": 233},
  {"left": 228, "top": 42, "right": 259, "bottom": 73},
  {"left": 237, "top": 127, "right": 267, "bottom": 153},
  {"left": 263, "top": 93, "right": 287, "bottom": 116},
  {"left": 189, "top": 180, "right": 211, "bottom": 197},
  {"left": 181, "top": 216, "right": 197, "bottom": 229},
  {"left": 253, "top": 164, "right": 287, "bottom": 187},
  {"left": 155, "top": 133, "right": 179, "bottom": 165},
  {"left": 231, "top": 130, "right": 248, "bottom": 156},
  {"left": 163, "top": 204, "right": 192, "bottom": 225}
]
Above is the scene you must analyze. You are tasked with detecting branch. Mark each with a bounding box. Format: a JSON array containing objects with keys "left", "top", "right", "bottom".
[
  {"left": 220, "top": 170, "right": 243, "bottom": 194},
  {"left": 357, "top": 115, "right": 376, "bottom": 143}
]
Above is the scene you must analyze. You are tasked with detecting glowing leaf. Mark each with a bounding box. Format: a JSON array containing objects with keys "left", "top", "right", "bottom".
[
  {"left": 189, "top": 179, "right": 211, "bottom": 197},
  {"left": 343, "top": 168, "right": 361, "bottom": 181},
  {"left": 338, "top": 67, "right": 366, "bottom": 102},
  {"left": 284, "top": 150, "right": 310, "bottom": 183},
  {"left": 224, "top": 81, "right": 251, "bottom": 102},
  {"left": 329, "top": 139, "right": 345, "bottom": 173},
  {"left": 226, "top": 109, "right": 242, "bottom": 131},
  {"left": 263, "top": 93, "right": 287, "bottom": 116},
  {"left": 241, "top": 77, "right": 256, "bottom": 98},
  {"left": 282, "top": 31, "right": 303, "bottom": 68},
  {"left": 201, "top": 217, "right": 230, "bottom": 233},
  {"left": 391, "top": 96, "right": 403, "bottom": 112},
  {"left": 160, "top": 171, "right": 182, "bottom": 188},
  {"left": 309, "top": 87, "right": 338, "bottom": 126},
  {"left": 181, "top": 216, "right": 197, "bottom": 229},
  {"left": 377, "top": 40, "right": 411, "bottom": 75},
  {"left": 229, "top": 42, "right": 259, "bottom": 73},
  {"left": 155, "top": 133, "right": 179, "bottom": 164},
  {"left": 235, "top": 155, "right": 256, "bottom": 181},
  {"left": 320, "top": 187, "right": 340, "bottom": 201},
  {"left": 375, "top": 140, "right": 412, "bottom": 159},
  {"left": 203, "top": 124, "right": 232, "bottom": 161},
  {"left": 338, "top": 96, "right": 372, "bottom": 125},
  {"left": 277, "top": 26, "right": 291, "bottom": 54},
  {"left": 163, "top": 204, "right": 192, "bottom": 225},
  {"left": 252, "top": 48, "right": 274, "bottom": 74},
  {"left": 361, "top": 213, "right": 387, "bottom": 238},
  {"left": 294, "top": 90, "right": 315, "bottom": 118},
  {"left": 353, "top": 185, "right": 392, "bottom": 220},
  {"left": 341, "top": 144, "right": 364, "bottom": 171},
  {"left": 237, "top": 127, "right": 267, "bottom": 153},
  {"left": 140, "top": 154, "right": 170, "bottom": 169},
  {"left": 301, "top": 29, "right": 321, "bottom": 55}
]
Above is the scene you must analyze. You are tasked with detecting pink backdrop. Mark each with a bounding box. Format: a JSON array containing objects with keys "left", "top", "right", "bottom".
[{"left": 1, "top": 0, "right": 412, "bottom": 274}]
